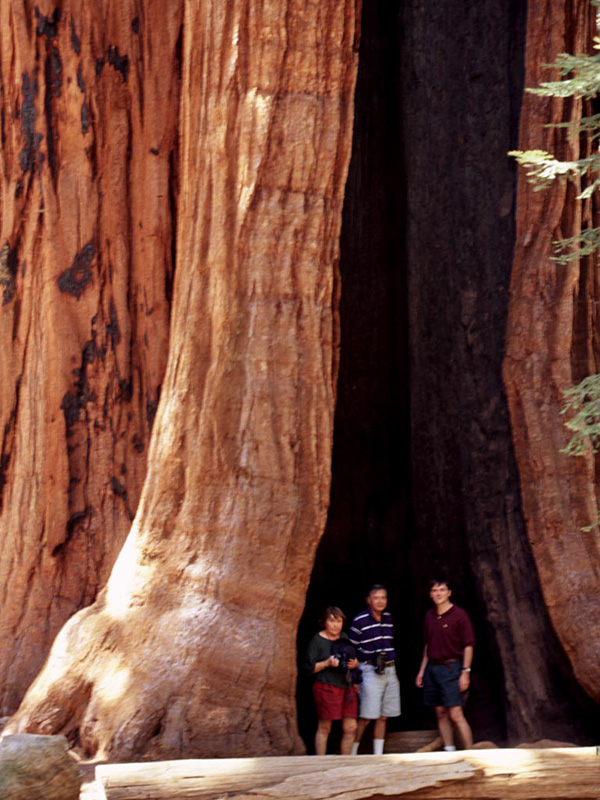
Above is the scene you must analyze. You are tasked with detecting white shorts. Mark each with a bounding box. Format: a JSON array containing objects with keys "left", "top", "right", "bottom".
[{"left": 358, "top": 663, "right": 401, "bottom": 719}]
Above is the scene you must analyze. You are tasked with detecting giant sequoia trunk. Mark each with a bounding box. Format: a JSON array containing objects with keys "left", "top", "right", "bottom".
[
  {"left": 5, "top": 0, "right": 361, "bottom": 760},
  {"left": 0, "top": 0, "right": 178, "bottom": 713},
  {"left": 504, "top": 0, "right": 600, "bottom": 702}
]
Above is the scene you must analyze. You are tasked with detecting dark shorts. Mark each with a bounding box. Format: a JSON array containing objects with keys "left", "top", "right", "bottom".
[
  {"left": 313, "top": 682, "right": 359, "bottom": 720},
  {"left": 422, "top": 662, "right": 464, "bottom": 707}
]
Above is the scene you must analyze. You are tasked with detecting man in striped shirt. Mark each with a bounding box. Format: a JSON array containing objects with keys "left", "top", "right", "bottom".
[{"left": 349, "top": 584, "right": 401, "bottom": 755}]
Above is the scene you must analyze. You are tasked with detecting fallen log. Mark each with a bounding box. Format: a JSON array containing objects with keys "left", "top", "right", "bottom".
[
  {"left": 96, "top": 747, "right": 600, "bottom": 800},
  {"left": 383, "top": 730, "right": 441, "bottom": 753},
  {"left": 0, "top": 733, "right": 82, "bottom": 800}
]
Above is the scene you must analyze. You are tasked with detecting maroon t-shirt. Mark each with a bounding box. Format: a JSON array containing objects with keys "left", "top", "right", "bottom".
[{"left": 424, "top": 605, "right": 475, "bottom": 661}]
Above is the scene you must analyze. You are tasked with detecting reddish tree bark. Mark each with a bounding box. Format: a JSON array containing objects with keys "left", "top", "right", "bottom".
[
  {"left": 5, "top": 0, "right": 361, "bottom": 760},
  {"left": 0, "top": 1, "right": 180, "bottom": 714},
  {"left": 504, "top": 0, "right": 600, "bottom": 702}
]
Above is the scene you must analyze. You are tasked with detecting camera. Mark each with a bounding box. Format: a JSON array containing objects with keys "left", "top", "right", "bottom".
[
  {"left": 332, "top": 640, "right": 361, "bottom": 688},
  {"left": 332, "top": 640, "right": 356, "bottom": 670},
  {"left": 375, "top": 651, "right": 387, "bottom": 674}
]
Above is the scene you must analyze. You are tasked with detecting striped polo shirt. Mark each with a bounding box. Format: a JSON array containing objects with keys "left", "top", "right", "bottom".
[{"left": 349, "top": 609, "right": 397, "bottom": 662}]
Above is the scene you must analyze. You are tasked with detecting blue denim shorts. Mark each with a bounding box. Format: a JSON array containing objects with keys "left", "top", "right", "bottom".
[{"left": 422, "top": 662, "right": 464, "bottom": 707}]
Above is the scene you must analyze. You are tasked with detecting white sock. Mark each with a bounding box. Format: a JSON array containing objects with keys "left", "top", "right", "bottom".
[
  {"left": 350, "top": 742, "right": 359, "bottom": 756},
  {"left": 373, "top": 738, "right": 385, "bottom": 755},
  {"left": 443, "top": 745, "right": 456, "bottom": 751}
]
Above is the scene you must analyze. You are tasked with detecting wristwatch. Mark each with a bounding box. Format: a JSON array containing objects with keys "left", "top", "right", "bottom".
[{"left": 461, "top": 667, "right": 471, "bottom": 673}]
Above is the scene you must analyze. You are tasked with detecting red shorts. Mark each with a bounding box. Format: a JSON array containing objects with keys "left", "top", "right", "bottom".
[{"left": 313, "top": 682, "right": 358, "bottom": 720}]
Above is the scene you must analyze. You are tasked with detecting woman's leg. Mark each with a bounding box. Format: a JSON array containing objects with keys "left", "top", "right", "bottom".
[
  {"left": 315, "top": 718, "right": 332, "bottom": 755},
  {"left": 340, "top": 717, "right": 358, "bottom": 754}
]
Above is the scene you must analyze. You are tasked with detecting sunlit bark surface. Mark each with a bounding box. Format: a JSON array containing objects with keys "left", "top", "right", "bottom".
[
  {"left": 0, "top": 1, "right": 178, "bottom": 713},
  {"left": 6, "top": 0, "right": 361, "bottom": 760},
  {"left": 504, "top": 0, "right": 600, "bottom": 701}
]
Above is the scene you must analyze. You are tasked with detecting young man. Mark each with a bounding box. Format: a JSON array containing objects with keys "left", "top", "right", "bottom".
[
  {"left": 415, "top": 578, "right": 475, "bottom": 750},
  {"left": 349, "top": 585, "right": 401, "bottom": 755}
]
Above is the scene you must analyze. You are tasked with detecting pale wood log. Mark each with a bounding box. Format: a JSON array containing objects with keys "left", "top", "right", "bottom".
[
  {"left": 96, "top": 748, "right": 600, "bottom": 800},
  {"left": 0, "top": 733, "right": 81, "bottom": 800},
  {"left": 96, "top": 754, "right": 478, "bottom": 800}
]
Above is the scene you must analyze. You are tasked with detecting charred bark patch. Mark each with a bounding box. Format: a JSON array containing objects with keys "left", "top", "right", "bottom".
[
  {"left": 60, "top": 339, "right": 97, "bottom": 433},
  {"left": 81, "top": 339, "right": 97, "bottom": 367},
  {"left": 118, "top": 379, "right": 133, "bottom": 403},
  {"left": 44, "top": 46, "right": 62, "bottom": 180},
  {"left": 81, "top": 100, "right": 90, "bottom": 134},
  {"left": 61, "top": 391, "right": 84, "bottom": 432},
  {"left": 146, "top": 388, "right": 160, "bottom": 430},
  {"left": 0, "top": 242, "right": 18, "bottom": 305},
  {"left": 106, "top": 298, "right": 121, "bottom": 347},
  {"left": 77, "top": 65, "right": 90, "bottom": 134},
  {"left": 132, "top": 17, "right": 140, "bottom": 34},
  {"left": 111, "top": 477, "right": 133, "bottom": 520},
  {"left": 95, "top": 57, "right": 105, "bottom": 77},
  {"left": 34, "top": 6, "right": 61, "bottom": 40},
  {"left": 19, "top": 72, "right": 42, "bottom": 175},
  {"left": 47, "top": 47, "right": 62, "bottom": 97},
  {"left": 57, "top": 241, "right": 96, "bottom": 298},
  {"left": 0, "top": 376, "right": 21, "bottom": 511},
  {"left": 70, "top": 17, "right": 81, "bottom": 54},
  {"left": 52, "top": 508, "right": 91, "bottom": 556},
  {"left": 107, "top": 47, "right": 129, "bottom": 83},
  {"left": 132, "top": 434, "right": 144, "bottom": 453},
  {"left": 167, "top": 146, "right": 179, "bottom": 307},
  {"left": 0, "top": 453, "right": 10, "bottom": 504}
]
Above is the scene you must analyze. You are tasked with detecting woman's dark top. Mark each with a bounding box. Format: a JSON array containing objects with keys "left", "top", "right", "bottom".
[{"left": 304, "top": 632, "right": 353, "bottom": 688}]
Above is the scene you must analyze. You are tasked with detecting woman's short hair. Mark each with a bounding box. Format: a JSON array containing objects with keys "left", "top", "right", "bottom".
[{"left": 319, "top": 606, "right": 346, "bottom": 628}]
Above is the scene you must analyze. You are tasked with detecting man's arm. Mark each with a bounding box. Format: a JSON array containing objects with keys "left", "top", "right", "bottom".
[
  {"left": 415, "top": 644, "right": 428, "bottom": 688},
  {"left": 458, "top": 644, "right": 473, "bottom": 692}
]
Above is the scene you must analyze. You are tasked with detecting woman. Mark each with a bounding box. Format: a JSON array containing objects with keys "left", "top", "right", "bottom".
[{"left": 304, "top": 606, "right": 360, "bottom": 755}]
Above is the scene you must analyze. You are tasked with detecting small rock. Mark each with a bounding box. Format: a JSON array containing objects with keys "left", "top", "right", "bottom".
[{"left": 0, "top": 733, "right": 82, "bottom": 800}]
